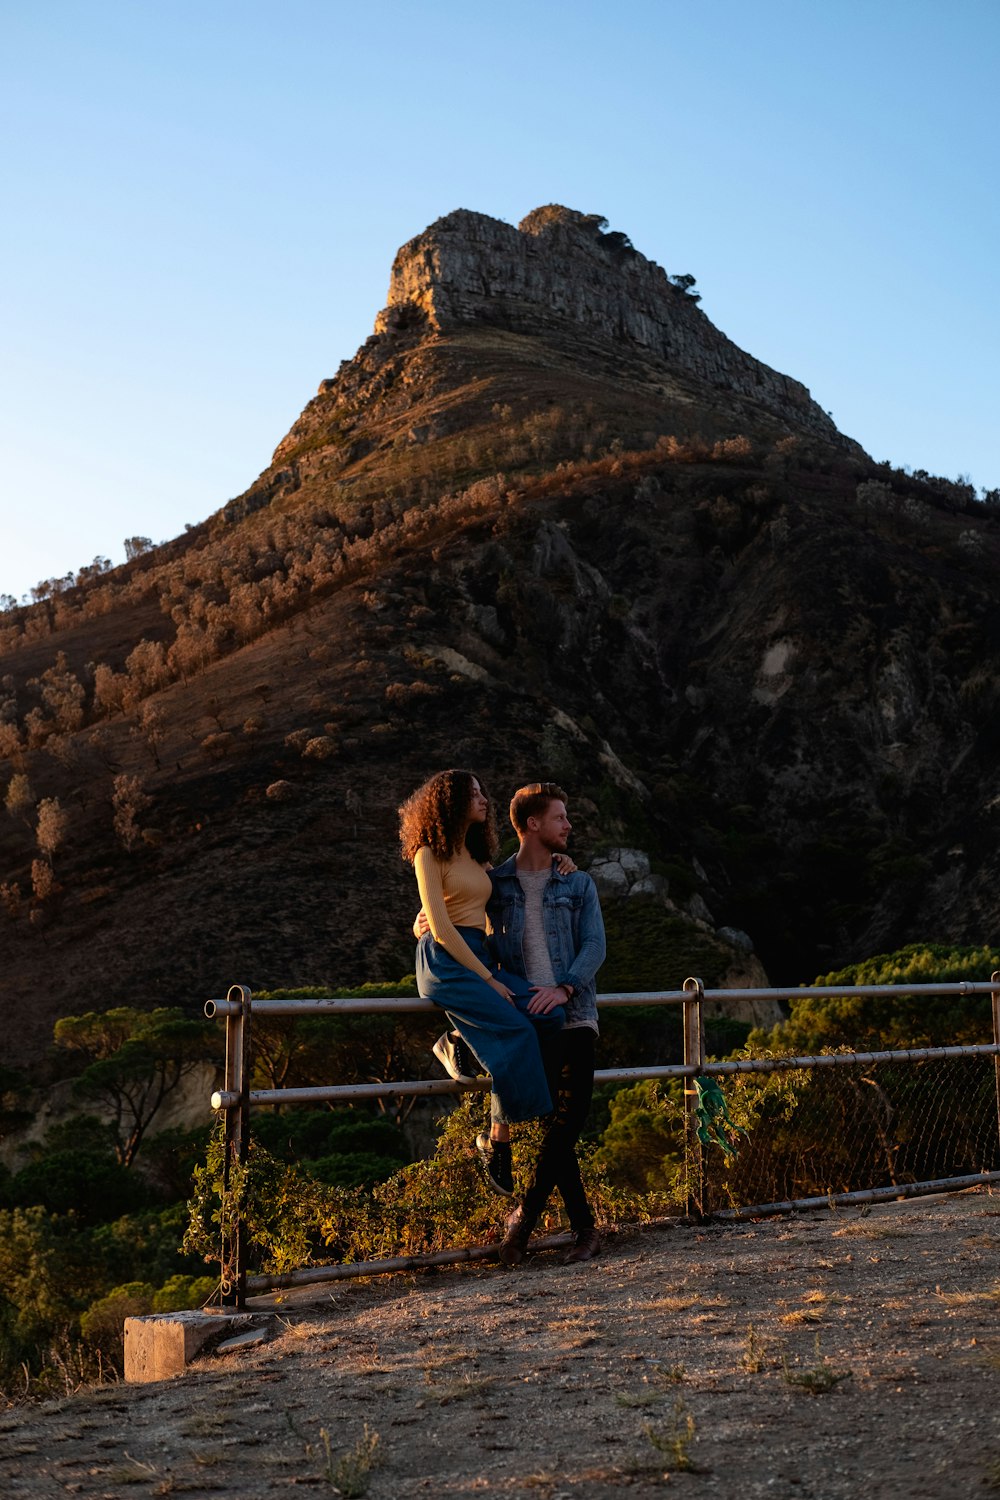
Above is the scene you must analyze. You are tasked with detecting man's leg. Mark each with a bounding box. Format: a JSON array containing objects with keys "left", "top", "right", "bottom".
[
  {"left": 516, "top": 1029, "right": 596, "bottom": 1236},
  {"left": 549, "top": 1029, "right": 596, "bottom": 1232}
]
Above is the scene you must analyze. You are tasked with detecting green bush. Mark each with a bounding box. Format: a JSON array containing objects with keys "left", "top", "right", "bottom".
[
  {"left": 752, "top": 944, "right": 1000, "bottom": 1054},
  {"left": 251, "top": 1108, "right": 408, "bottom": 1168},
  {"left": 9, "top": 1148, "right": 149, "bottom": 1221},
  {"left": 307, "top": 1151, "right": 407, "bottom": 1189},
  {"left": 152, "top": 1273, "right": 217, "bottom": 1313},
  {"left": 79, "top": 1282, "right": 155, "bottom": 1362},
  {"left": 593, "top": 1079, "right": 684, "bottom": 1195},
  {"left": 91, "top": 1204, "right": 205, "bottom": 1288},
  {"left": 0, "top": 1201, "right": 214, "bottom": 1397}
]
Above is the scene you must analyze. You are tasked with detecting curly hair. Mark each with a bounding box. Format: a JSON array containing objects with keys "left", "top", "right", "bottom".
[{"left": 398, "top": 769, "right": 498, "bottom": 865}]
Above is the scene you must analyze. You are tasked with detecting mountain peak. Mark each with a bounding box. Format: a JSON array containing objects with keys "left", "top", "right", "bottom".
[{"left": 375, "top": 205, "right": 845, "bottom": 444}]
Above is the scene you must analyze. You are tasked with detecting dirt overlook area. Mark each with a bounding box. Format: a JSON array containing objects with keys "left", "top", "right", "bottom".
[{"left": 4, "top": 1190, "right": 1000, "bottom": 1499}]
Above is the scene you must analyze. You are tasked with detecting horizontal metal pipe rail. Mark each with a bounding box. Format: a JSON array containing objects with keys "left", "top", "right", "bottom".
[
  {"left": 210, "top": 1044, "right": 1000, "bottom": 1111},
  {"left": 711, "top": 1170, "right": 1000, "bottom": 1221},
  {"left": 205, "top": 980, "right": 999, "bottom": 1020},
  {"left": 207, "top": 973, "right": 1000, "bottom": 1307}
]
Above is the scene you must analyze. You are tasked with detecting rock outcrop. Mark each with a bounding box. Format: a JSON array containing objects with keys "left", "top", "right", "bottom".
[
  {"left": 376, "top": 204, "right": 847, "bottom": 445},
  {"left": 589, "top": 846, "right": 781, "bottom": 1025}
]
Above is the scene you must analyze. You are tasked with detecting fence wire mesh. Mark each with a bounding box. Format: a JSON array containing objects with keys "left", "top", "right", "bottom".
[{"left": 703, "top": 1052, "right": 1000, "bottom": 1213}]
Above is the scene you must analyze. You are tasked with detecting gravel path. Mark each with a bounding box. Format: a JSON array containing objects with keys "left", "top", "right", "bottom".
[{"left": 2, "top": 1190, "right": 999, "bottom": 1498}]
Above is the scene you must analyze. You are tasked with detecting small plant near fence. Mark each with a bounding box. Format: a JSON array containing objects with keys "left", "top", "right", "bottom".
[
  {"left": 781, "top": 1334, "right": 852, "bottom": 1395},
  {"left": 317, "top": 1424, "right": 381, "bottom": 1498},
  {"left": 641, "top": 1396, "right": 699, "bottom": 1475}
]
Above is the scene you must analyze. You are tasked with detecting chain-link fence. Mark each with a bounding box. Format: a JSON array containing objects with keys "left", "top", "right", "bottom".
[
  {"left": 702, "top": 1049, "right": 1000, "bottom": 1214},
  {"left": 206, "top": 976, "right": 1000, "bottom": 1305}
]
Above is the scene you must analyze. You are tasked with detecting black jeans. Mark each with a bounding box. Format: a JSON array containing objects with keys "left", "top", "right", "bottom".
[{"left": 521, "top": 1028, "right": 596, "bottom": 1235}]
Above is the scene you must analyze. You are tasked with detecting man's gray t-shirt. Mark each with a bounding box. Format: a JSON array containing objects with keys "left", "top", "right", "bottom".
[
  {"left": 517, "top": 867, "right": 598, "bottom": 1033},
  {"left": 517, "top": 869, "right": 556, "bottom": 986}
]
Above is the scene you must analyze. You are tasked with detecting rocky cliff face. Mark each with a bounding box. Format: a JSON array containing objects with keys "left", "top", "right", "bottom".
[{"left": 376, "top": 204, "right": 848, "bottom": 446}]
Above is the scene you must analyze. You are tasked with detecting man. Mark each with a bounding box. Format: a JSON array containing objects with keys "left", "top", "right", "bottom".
[{"left": 436, "top": 780, "right": 606, "bottom": 1265}]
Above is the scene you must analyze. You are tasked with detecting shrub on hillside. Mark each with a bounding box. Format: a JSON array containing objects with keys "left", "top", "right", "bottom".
[
  {"left": 7, "top": 1149, "right": 149, "bottom": 1221},
  {"left": 750, "top": 944, "right": 1000, "bottom": 1055}
]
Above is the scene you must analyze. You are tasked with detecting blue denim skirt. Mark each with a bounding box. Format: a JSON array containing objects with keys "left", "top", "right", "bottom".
[{"left": 416, "top": 927, "right": 563, "bottom": 1123}]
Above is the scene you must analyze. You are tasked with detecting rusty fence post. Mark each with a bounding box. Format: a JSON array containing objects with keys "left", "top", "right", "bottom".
[
  {"left": 682, "top": 976, "right": 706, "bottom": 1219},
  {"left": 992, "top": 971, "right": 1000, "bottom": 1168},
  {"left": 221, "top": 984, "right": 252, "bottom": 1310}
]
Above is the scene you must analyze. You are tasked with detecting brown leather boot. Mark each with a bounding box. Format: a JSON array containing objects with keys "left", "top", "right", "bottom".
[
  {"left": 498, "top": 1205, "right": 532, "bottom": 1267},
  {"left": 561, "top": 1228, "right": 601, "bottom": 1264}
]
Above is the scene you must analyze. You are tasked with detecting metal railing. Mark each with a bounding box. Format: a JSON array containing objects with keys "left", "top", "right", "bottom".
[{"left": 206, "top": 973, "right": 1000, "bottom": 1307}]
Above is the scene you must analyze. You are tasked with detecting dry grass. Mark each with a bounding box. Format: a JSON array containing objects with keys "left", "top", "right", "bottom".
[
  {"left": 934, "top": 1286, "right": 1000, "bottom": 1306},
  {"left": 422, "top": 1372, "right": 496, "bottom": 1405},
  {"left": 420, "top": 1346, "right": 473, "bottom": 1371},
  {"left": 277, "top": 1316, "right": 339, "bottom": 1343},
  {"left": 647, "top": 1293, "right": 700, "bottom": 1311}
]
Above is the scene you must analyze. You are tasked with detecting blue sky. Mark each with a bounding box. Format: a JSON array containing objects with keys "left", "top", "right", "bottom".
[{"left": 1, "top": 0, "right": 997, "bottom": 603}]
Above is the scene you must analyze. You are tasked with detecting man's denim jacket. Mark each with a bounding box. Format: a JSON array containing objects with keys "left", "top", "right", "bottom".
[{"left": 487, "top": 855, "right": 606, "bottom": 1028}]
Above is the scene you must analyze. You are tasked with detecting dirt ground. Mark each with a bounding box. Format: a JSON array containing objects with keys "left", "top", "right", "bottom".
[{"left": 3, "top": 1189, "right": 1000, "bottom": 1499}]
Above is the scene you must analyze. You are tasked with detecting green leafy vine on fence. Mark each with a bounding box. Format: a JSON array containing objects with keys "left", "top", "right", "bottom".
[{"left": 184, "top": 1094, "right": 682, "bottom": 1280}]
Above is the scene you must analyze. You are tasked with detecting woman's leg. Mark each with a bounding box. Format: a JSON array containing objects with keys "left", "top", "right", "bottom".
[
  {"left": 486, "top": 970, "right": 564, "bottom": 1138},
  {"left": 416, "top": 935, "right": 554, "bottom": 1123}
]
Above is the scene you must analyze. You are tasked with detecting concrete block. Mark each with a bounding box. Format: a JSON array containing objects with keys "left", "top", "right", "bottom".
[{"left": 124, "top": 1311, "right": 275, "bottom": 1383}]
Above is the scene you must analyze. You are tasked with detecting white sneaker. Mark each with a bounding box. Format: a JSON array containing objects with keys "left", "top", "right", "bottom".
[{"left": 432, "top": 1030, "right": 482, "bottom": 1084}]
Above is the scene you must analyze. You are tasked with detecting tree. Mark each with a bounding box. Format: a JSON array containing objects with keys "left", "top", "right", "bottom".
[
  {"left": 0, "top": 721, "right": 22, "bottom": 761},
  {"left": 54, "top": 1007, "right": 217, "bottom": 1168},
  {"left": 30, "top": 859, "right": 56, "bottom": 901},
  {"left": 594, "top": 1079, "right": 684, "bottom": 1193},
  {"left": 30, "top": 651, "right": 85, "bottom": 734},
  {"left": 122, "top": 639, "right": 169, "bottom": 706},
  {"left": 36, "top": 796, "right": 68, "bottom": 863},
  {"left": 133, "top": 701, "right": 166, "bottom": 768},
  {"left": 750, "top": 944, "right": 1000, "bottom": 1054},
  {"left": 111, "top": 772, "right": 152, "bottom": 850},
  {"left": 4, "top": 771, "right": 34, "bottom": 826},
  {"left": 251, "top": 984, "right": 434, "bottom": 1123},
  {"left": 670, "top": 273, "right": 702, "bottom": 303},
  {"left": 124, "top": 537, "right": 153, "bottom": 561},
  {"left": 92, "top": 661, "right": 127, "bottom": 717}
]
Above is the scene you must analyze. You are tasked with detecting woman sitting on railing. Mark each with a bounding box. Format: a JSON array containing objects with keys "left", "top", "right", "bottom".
[{"left": 398, "top": 768, "right": 565, "bottom": 1195}]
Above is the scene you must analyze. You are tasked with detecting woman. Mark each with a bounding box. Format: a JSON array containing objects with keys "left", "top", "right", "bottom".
[{"left": 399, "top": 768, "right": 564, "bottom": 1195}]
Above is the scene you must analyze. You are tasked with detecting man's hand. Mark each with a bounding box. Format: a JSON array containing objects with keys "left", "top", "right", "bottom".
[
  {"left": 413, "top": 909, "right": 430, "bottom": 939},
  {"left": 527, "top": 984, "right": 570, "bottom": 1015}
]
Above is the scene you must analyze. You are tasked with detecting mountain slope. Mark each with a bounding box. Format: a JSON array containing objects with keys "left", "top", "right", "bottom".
[{"left": 1, "top": 205, "right": 996, "bottom": 1068}]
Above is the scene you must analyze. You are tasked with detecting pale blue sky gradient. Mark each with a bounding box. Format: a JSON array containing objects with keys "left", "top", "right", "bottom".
[{"left": 1, "top": 0, "right": 997, "bottom": 602}]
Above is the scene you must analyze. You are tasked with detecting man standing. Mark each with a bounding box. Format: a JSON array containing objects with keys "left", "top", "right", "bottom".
[{"left": 487, "top": 781, "right": 606, "bottom": 1266}]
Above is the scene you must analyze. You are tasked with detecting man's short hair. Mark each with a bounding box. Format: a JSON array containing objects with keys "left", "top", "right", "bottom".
[{"left": 509, "top": 781, "right": 568, "bottom": 834}]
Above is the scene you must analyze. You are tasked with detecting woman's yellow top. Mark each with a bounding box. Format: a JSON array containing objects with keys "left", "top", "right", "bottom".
[{"left": 414, "top": 845, "right": 494, "bottom": 981}]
